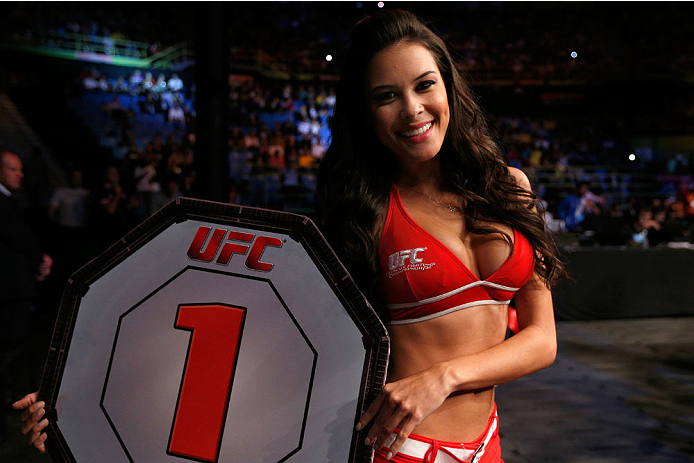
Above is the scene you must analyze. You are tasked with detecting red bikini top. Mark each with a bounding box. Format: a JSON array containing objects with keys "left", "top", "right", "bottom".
[{"left": 378, "top": 187, "right": 535, "bottom": 325}]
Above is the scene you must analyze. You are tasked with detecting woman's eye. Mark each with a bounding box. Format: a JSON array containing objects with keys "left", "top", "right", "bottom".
[
  {"left": 375, "top": 91, "right": 396, "bottom": 102},
  {"left": 417, "top": 80, "right": 436, "bottom": 91}
]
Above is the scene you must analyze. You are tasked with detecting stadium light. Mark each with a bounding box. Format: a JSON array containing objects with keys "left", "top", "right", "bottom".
[
  {"left": 629, "top": 154, "right": 636, "bottom": 161},
  {"left": 378, "top": 2, "right": 384, "bottom": 8},
  {"left": 326, "top": 55, "right": 333, "bottom": 62},
  {"left": 571, "top": 51, "right": 578, "bottom": 59}
]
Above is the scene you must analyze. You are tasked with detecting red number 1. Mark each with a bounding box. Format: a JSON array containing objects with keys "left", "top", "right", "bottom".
[{"left": 168, "top": 304, "right": 246, "bottom": 462}]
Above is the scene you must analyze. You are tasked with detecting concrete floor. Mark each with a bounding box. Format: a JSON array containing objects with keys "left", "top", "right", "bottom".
[
  {"left": 499, "top": 317, "right": 694, "bottom": 463},
  {"left": 2, "top": 317, "right": 693, "bottom": 462}
]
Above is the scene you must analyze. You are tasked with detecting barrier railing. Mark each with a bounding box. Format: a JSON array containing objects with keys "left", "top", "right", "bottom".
[{"left": 3, "top": 28, "right": 192, "bottom": 69}]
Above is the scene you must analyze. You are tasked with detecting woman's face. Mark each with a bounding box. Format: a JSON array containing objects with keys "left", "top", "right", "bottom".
[{"left": 366, "top": 41, "right": 450, "bottom": 168}]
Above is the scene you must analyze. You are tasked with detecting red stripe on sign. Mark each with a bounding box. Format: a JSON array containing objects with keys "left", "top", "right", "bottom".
[{"left": 168, "top": 304, "right": 246, "bottom": 462}]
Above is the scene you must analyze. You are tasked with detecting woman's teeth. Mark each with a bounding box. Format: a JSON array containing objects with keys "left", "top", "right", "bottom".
[{"left": 401, "top": 122, "right": 432, "bottom": 137}]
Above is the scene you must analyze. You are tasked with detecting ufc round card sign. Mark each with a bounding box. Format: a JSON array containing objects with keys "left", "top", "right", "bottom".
[{"left": 39, "top": 199, "right": 389, "bottom": 463}]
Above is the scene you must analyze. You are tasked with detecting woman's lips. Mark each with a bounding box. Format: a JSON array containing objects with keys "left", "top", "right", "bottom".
[{"left": 397, "top": 121, "right": 434, "bottom": 142}]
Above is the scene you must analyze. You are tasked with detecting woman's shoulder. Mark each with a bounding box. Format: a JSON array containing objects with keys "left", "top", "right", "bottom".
[{"left": 506, "top": 166, "right": 531, "bottom": 191}]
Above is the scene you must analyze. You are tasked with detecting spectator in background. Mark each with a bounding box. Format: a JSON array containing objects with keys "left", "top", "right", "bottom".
[
  {"left": 298, "top": 147, "right": 315, "bottom": 169},
  {"left": 82, "top": 68, "right": 100, "bottom": 90},
  {"left": 98, "top": 76, "right": 109, "bottom": 92},
  {"left": 0, "top": 151, "right": 52, "bottom": 406},
  {"left": 96, "top": 165, "right": 137, "bottom": 247},
  {"left": 296, "top": 114, "right": 311, "bottom": 138},
  {"left": 154, "top": 73, "right": 167, "bottom": 93},
  {"left": 48, "top": 169, "right": 91, "bottom": 230},
  {"left": 140, "top": 91, "right": 157, "bottom": 114},
  {"left": 143, "top": 72, "right": 155, "bottom": 92},
  {"left": 114, "top": 76, "right": 128, "bottom": 93},
  {"left": 104, "top": 96, "right": 125, "bottom": 120},
  {"left": 134, "top": 151, "right": 160, "bottom": 217},
  {"left": 129, "top": 69, "right": 143, "bottom": 91},
  {"left": 229, "top": 126, "right": 244, "bottom": 151},
  {"left": 557, "top": 182, "right": 605, "bottom": 231},
  {"left": 244, "top": 129, "right": 259, "bottom": 151},
  {"left": 168, "top": 103, "right": 186, "bottom": 129},
  {"left": 647, "top": 207, "right": 671, "bottom": 246},
  {"left": 576, "top": 182, "right": 606, "bottom": 232},
  {"left": 623, "top": 206, "right": 660, "bottom": 248},
  {"left": 311, "top": 135, "right": 326, "bottom": 159},
  {"left": 47, "top": 169, "right": 96, "bottom": 311},
  {"left": 168, "top": 73, "right": 183, "bottom": 92},
  {"left": 22, "top": 147, "right": 52, "bottom": 212},
  {"left": 556, "top": 185, "right": 583, "bottom": 231},
  {"left": 151, "top": 177, "right": 183, "bottom": 212}
]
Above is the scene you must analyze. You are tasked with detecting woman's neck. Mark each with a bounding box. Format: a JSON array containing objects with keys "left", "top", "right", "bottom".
[{"left": 396, "top": 156, "right": 444, "bottom": 192}]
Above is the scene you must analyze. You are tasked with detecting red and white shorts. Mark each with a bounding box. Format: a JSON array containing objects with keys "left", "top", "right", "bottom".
[{"left": 373, "top": 404, "right": 502, "bottom": 463}]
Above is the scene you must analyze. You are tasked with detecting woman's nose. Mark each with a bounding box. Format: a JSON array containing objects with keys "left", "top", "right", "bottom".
[{"left": 401, "top": 94, "right": 423, "bottom": 119}]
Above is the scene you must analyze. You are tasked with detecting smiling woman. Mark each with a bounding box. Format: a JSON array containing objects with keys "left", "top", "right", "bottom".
[{"left": 317, "top": 9, "right": 566, "bottom": 463}]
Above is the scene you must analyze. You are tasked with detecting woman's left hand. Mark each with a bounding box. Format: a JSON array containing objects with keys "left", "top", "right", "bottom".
[
  {"left": 355, "top": 364, "right": 451, "bottom": 459},
  {"left": 12, "top": 392, "right": 48, "bottom": 453}
]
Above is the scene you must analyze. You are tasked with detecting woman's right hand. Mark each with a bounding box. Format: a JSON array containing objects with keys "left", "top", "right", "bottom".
[
  {"left": 355, "top": 364, "right": 452, "bottom": 459},
  {"left": 12, "top": 392, "right": 48, "bottom": 453}
]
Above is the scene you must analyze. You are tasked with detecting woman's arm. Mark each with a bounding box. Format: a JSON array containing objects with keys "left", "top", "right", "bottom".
[{"left": 441, "top": 272, "right": 556, "bottom": 390}]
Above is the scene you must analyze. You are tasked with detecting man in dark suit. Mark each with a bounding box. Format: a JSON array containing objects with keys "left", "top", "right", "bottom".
[{"left": 0, "top": 150, "right": 52, "bottom": 401}]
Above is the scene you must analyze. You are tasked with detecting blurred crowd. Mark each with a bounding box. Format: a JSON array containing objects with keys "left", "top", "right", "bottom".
[{"left": 4, "top": 2, "right": 694, "bottom": 252}]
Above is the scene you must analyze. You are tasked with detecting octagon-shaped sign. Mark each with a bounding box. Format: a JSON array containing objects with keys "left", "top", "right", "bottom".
[{"left": 38, "top": 198, "right": 389, "bottom": 463}]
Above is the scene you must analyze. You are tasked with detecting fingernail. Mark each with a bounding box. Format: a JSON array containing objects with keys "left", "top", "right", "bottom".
[
  {"left": 364, "top": 437, "right": 371, "bottom": 446},
  {"left": 355, "top": 422, "right": 363, "bottom": 431},
  {"left": 386, "top": 452, "right": 393, "bottom": 460}
]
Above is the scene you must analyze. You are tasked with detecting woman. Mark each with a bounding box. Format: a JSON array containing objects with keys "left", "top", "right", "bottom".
[
  {"left": 316, "top": 9, "right": 565, "bottom": 462},
  {"left": 17, "top": 9, "right": 564, "bottom": 462}
]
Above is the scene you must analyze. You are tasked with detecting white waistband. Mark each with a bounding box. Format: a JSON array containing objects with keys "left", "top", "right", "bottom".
[{"left": 383, "top": 413, "right": 498, "bottom": 463}]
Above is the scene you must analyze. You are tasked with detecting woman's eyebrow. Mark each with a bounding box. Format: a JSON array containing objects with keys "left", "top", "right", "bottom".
[
  {"left": 370, "top": 70, "right": 436, "bottom": 94},
  {"left": 413, "top": 70, "right": 436, "bottom": 81}
]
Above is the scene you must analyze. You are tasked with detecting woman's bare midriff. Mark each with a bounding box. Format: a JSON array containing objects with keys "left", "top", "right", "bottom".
[{"left": 386, "top": 303, "right": 509, "bottom": 442}]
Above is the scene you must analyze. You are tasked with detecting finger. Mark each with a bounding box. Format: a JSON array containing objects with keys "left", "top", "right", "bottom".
[
  {"left": 21, "top": 403, "right": 37, "bottom": 424},
  {"left": 22, "top": 399, "right": 44, "bottom": 418},
  {"left": 373, "top": 408, "right": 410, "bottom": 449},
  {"left": 21, "top": 407, "right": 45, "bottom": 434},
  {"left": 35, "top": 432, "right": 48, "bottom": 453},
  {"left": 36, "top": 418, "right": 49, "bottom": 432},
  {"left": 12, "top": 392, "right": 39, "bottom": 410},
  {"left": 364, "top": 401, "right": 399, "bottom": 447},
  {"left": 355, "top": 393, "right": 386, "bottom": 432},
  {"left": 28, "top": 420, "right": 48, "bottom": 445},
  {"left": 384, "top": 421, "right": 418, "bottom": 460}
]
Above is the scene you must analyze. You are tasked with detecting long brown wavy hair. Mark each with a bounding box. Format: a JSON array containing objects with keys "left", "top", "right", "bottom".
[{"left": 316, "top": 9, "right": 566, "bottom": 312}]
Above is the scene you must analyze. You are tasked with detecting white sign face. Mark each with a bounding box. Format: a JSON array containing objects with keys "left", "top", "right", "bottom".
[{"left": 40, "top": 199, "right": 389, "bottom": 463}]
